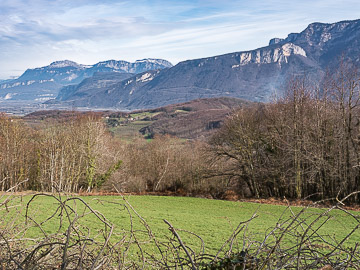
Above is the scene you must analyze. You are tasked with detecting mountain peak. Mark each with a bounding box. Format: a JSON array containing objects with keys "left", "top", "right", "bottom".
[
  {"left": 268, "top": 19, "right": 360, "bottom": 49},
  {"left": 49, "top": 60, "right": 82, "bottom": 68},
  {"left": 135, "top": 58, "right": 173, "bottom": 67},
  {"left": 94, "top": 59, "right": 173, "bottom": 69},
  {"left": 269, "top": 38, "right": 285, "bottom": 46}
]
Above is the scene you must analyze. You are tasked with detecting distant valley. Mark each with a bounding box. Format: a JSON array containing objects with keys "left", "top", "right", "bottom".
[{"left": 24, "top": 97, "right": 250, "bottom": 140}]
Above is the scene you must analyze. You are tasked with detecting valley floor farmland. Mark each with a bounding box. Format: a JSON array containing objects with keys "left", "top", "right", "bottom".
[{"left": 1, "top": 194, "right": 359, "bottom": 268}]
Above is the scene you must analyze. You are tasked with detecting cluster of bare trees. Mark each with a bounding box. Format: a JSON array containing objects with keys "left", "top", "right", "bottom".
[
  {"left": 0, "top": 114, "right": 220, "bottom": 196},
  {"left": 209, "top": 64, "right": 360, "bottom": 202},
  {"left": 108, "top": 135, "right": 227, "bottom": 196},
  {"left": 0, "top": 114, "right": 121, "bottom": 193}
]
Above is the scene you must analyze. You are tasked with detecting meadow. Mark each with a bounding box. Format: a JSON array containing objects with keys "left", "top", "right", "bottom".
[{"left": 1, "top": 194, "right": 359, "bottom": 268}]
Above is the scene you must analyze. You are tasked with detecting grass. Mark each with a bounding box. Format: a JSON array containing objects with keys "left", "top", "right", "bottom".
[
  {"left": 2, "top": 194, "right": 359, "bottom": 256},
  {"left": 130, "top": 111, "right": 160, "bottom": 119},
  {"left": 106, "top": 110, "right": 161, "bottom": 140},
  {"left": 108, "top": 121, "right": 152, "bottom": 139},
  {"left": 174, "top": 109, "right": 190, "bottom": 114}
]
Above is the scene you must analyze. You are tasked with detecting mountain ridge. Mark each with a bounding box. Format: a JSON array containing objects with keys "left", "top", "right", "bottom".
[
  {"left": 0, "top": 58, "right": 172, "bottom": 101},
  {"left": 55, "top": 18, "right": 360, "bottom": 110},
  {"left": 2, "top": 18, "right": 360, "bottom": 109}
]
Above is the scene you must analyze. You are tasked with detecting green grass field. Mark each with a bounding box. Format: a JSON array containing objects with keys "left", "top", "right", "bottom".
[
  {"left": 108, "top": 121, "right": 152, "bottom": 139},
  {"left": 2, "top": 194, "right": 359, "bottom": 256},
  {"left": 129, "top": 112, "right": 161, "bottom": 118}
]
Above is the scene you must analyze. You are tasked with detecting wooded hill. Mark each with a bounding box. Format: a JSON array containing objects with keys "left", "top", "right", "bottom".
[{"left": 24, "top": 97, "right": 251, "bottom": 140}]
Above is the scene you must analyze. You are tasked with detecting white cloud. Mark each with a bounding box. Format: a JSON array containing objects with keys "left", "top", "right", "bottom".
[{"left": 0, "top": 0, "right": 360, "bottom": 78}]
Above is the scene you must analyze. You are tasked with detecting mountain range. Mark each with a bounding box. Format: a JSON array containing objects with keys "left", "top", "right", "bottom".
[
  {"left": 0, "top": 59, "right": 172, "bottom": 101},
  {"left": 1, "top": 18, "right": 360, "bottom": 109}
]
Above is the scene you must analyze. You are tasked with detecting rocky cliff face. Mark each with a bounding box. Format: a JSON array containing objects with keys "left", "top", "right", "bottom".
[
  {"left": 279, "top": 20, "right": 360, "bottom": 66},
  {"left": 269, "top": 38, "right": 285, "bottom": 45},
  {"left": 231, "top": 43, "right": 307, "bottom": 67}
]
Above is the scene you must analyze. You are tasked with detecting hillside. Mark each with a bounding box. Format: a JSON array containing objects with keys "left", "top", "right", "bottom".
[
  {"left": 24, "top": 97, "right": 251, "bottom": 140},
  {"left": 137, "top": 97, "right": 251, "bottom": 139}
]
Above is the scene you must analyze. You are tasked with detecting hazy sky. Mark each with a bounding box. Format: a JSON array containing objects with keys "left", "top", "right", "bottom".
[{"left": 1, "top": 0, "right": 359, "bottom": 79}]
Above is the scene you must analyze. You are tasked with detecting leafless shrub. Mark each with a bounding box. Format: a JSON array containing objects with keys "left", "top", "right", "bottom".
[{"left": 110, "top": 135, "right": 215, "bottom": 196}]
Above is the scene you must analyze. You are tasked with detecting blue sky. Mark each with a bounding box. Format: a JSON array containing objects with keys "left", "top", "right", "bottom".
[{"left": 1, "top": 0, "right": 360, "bottom": 79}]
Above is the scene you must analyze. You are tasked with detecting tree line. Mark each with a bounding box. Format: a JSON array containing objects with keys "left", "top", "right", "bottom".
[
  {"left": 0, "top": 114, "right": 116, "bottom": 192},
  {"left": 0, "top": 114, "right": 223, "bottom": 195},
  {"left": 209, "top": 63, "right": 360, "bottom": 203},
  {"left": 1, "top": 63, "right": 359, "bottom": 203}
]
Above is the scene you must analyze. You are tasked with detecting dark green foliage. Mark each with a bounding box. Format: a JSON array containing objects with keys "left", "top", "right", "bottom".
[{"left": 95, "top": 160, "right": 122, "bottom": 188}]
